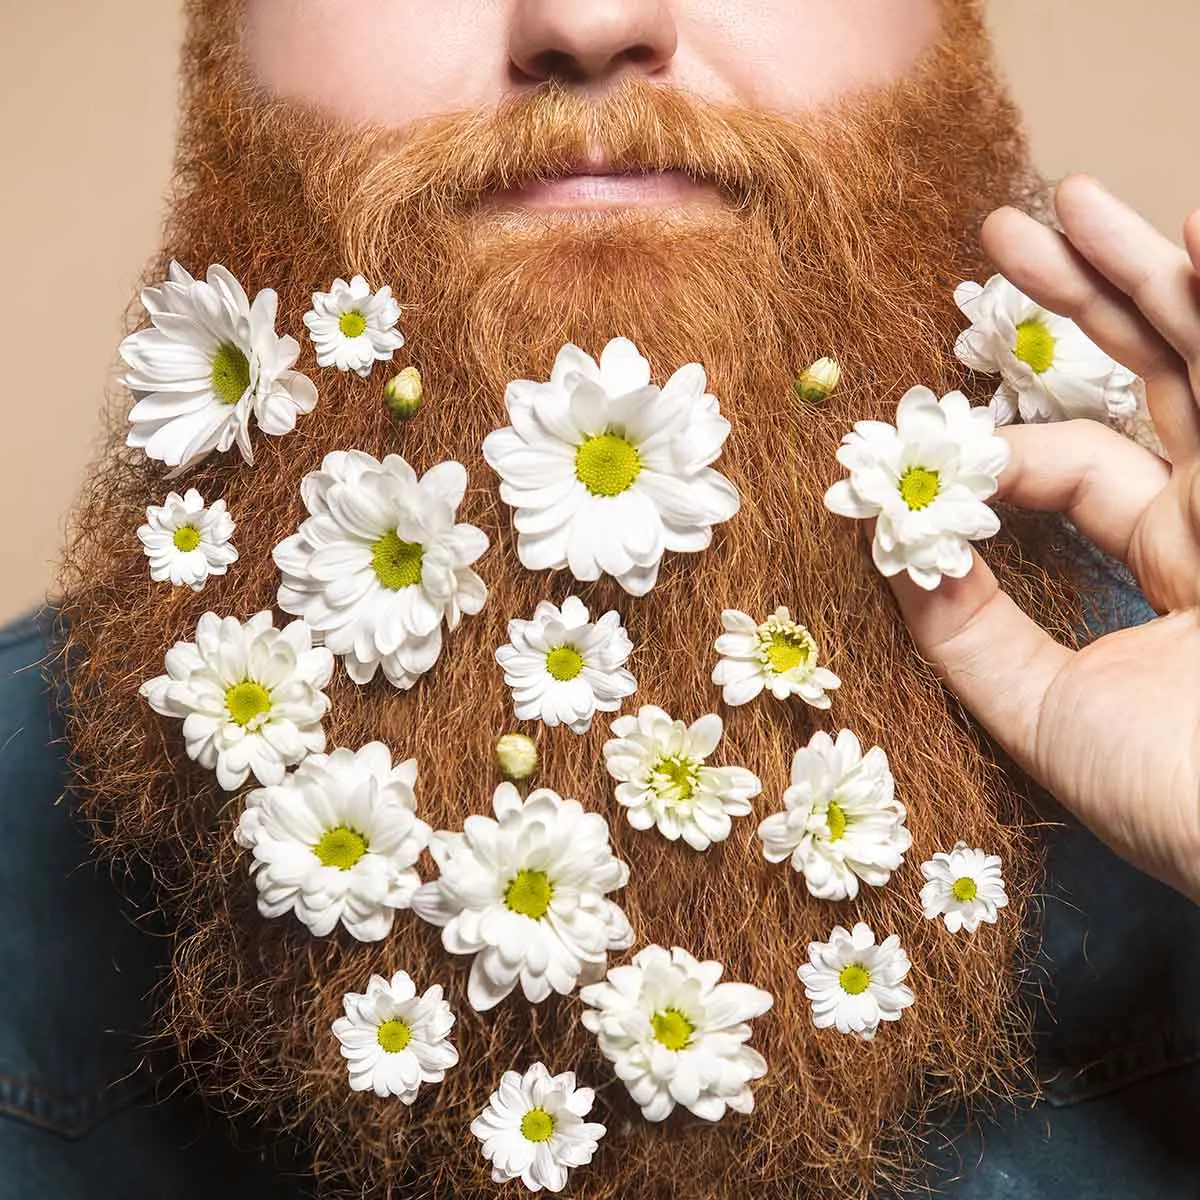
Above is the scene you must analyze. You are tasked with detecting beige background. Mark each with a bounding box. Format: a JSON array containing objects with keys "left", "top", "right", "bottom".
[{"left": 2, "top": 0, "right": 1198, "bottom": 621}]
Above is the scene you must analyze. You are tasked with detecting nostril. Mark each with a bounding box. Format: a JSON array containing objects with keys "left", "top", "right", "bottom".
[{"left": 530, "top": 48, "right": 585, "bottom": 83}]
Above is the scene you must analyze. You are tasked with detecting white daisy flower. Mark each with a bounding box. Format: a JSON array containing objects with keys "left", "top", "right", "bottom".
[
  {"left": 140, "top": 611, "right": 332, "bottom": 791},
  {"left": 137, "top": 488, "right": 237, "bottom": 591},
  {"left": 411, "top": 783, "right": 633, "bottom": 1012},
  {"left": 579, "top": 944, "right": 773, "bottom": 1123},
  {"left": 331, "top": 969, "right": 458, "bottom": 1101},
  {"left": 483, "top": 338, "right": 740, "bottom": 597},
  {"left": 797, "top": 922, "right": 914, "bottom": 1041},
  {"left": 235, "top": 742, "right": 430, "bottom": 941},
  {"left": 757, "top": 729, "right": 910, "bottom": 902},
  {"left": 823, "top": 385, "right": 1010, "bottom": 591},
  {"left": 471, "top": 1063, "right": 606, "bottom": 1194},
  {"left": 496, "top": 596, "right": 636, "bottom": 735},
  {"left": 602, "top": 705, "right": 761, "bottom": 851},
  {"left": 954, "top": 275, "right": 1141, "bottom": 425},
  {"left": 304, "top": 274, "right": 405, "bottom": 377},
  {"left": 273, "top": 451, "right": 488, "bottom": 690},
  {"left": 121, "top": 261, "right": 317, "bottom": 469},
  {"left": 711, "top": 607, "right": 840, "bottom": 709},
  {"left": 920, "top": 841, "right": 1009, "bottom": 934}
]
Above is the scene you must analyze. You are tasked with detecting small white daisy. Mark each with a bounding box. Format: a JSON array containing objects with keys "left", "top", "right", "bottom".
[
  {"left": 602, "top": 705, "right": 761, "bottom": 851},
  {"left": 757, "top": 729, "right": 910, "bottom": 902},
  {"left": 483, "top": 337, "right": 740, "bottom": 597},
  {"left": 471, "top": 1063, "right": 606, "bottom": 1194},
  {"left": 580, "top": 944, "right": 773, "bottom": 1122},
  {"left": 140, "top": 611, "right": 332, "bottom": 791},
  {"left": 274, "top": 451, "right": 488, "bottom": 690},
  {"left": 920, "top": 841, "right": 1009, "bottom": 933},
  {"left": 304, "top": 274, "right": 405, "bottom": 377},
  {"left": 331, "top": 969, "right": 458, "bottom": 1101},
  {"left": 711, "top": 607, "right": 840, "bottom": 709},
  {"left": 137, "top": 488, "right": 237, "bottom": 591},
  {"left": 235, "top": 742, "right": 430, "bottom": 941},
  {"left": 412, "top": 783, "right": 633, "bottom": 1012},
  {"left": 798, "top": 922, "right": 914, "bottom": 1041},
  {"left": 955, "top": 275, "right": 1141, "bottom": 425},
  {"left": 496, "top": 596, "right": 636, "bottom": 735},
  {"left": 121, "top": 261, "right": 317, "bottom": 468},
  {"left": 823, "top": 385, "right": 1010, "bottom": 591}
]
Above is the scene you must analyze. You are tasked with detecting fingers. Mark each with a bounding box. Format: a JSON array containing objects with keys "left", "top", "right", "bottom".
[{"left": 996, "top": 422, "right": 1169, "bottom": 562}]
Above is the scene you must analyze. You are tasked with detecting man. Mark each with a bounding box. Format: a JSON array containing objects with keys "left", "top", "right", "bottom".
[{"left": 6, "top": 0, "right": 1198, "bottom": 1196}]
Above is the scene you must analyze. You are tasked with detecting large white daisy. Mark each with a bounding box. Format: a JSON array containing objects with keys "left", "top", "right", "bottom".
[
  {"left": 823, "top": 385, "right": 1010, "bottom": 591},
  {"left": 304, "top": 274, "right": 405, "bottom": 377},
  {"left": 920, "top": 841, "right": 1009, "bottom": 934},
  {"left": 331, "top": 969, "right": 458, "bottom": 1101},
  {"left": 140, "top": 611, "right": 332, "bottom": 790},
  {"left": 235, "top": 741, "right": 430, "bottom": 941},
  {"left": 602, "top": 705, "right": 761, "bottom": 851},
  {"left": 798, "top": 922, "right": 914, "bottom": 1041},
  {"left": 121, "top": 261, "right": 317, "bottom": 468},
  {"left": 482, "top": 338, "right": 740, "bottom": 597},
  {"left": 137, "top": 488, "right": 237, "bottom": 591},
  {"left": 411, "top": 783, "right": 634, "bottom": 1012},
  {"left": 471, "top": 1063, "right": 606, "bottom": 1194},
  {"left": 274, "top": 451, "right": 488, "bottom": 690},
  {"left": 711, "top": 606, "right": 840, "bottom": 709},
  {"left": 757, "top": 729, "right": 910, "bottom": 902},
  {"left": 496, "top": 596, "right": 636, "bottom": 735},
  {"left": 579, "top": 944, "right": 773, "bottom": 1123},
  {"left": 955, "top": 275, "right": 1141, "bottom": 425}
]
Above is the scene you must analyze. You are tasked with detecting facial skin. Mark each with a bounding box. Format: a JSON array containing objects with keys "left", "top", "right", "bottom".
[{"left": 245, "top": 0, "right": 941, "bottom": 214}]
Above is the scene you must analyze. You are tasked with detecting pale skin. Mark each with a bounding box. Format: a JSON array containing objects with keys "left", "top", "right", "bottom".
[{"left": 245, "top": 2, "right": 1200, "bottom": 902}]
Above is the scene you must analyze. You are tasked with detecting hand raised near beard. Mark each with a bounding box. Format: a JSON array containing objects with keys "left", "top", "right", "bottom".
[{"left": 891, "top": 174, "right": 1200, "bottom": 903}]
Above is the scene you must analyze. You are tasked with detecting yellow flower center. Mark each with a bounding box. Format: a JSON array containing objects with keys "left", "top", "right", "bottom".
[
  {"left": 826, "top": 800, "right": 847, "bottom": 842},
  {"left": 505, "top": 869, "right": 553, "bottom": 920},
  {"left": 652, "top": 756, "right": 697, "bottom": 801},
  {"left": 839, "top": 964, "right": 871, "bottom": 996},
  {"left": 651, "top": 1008, "right": 695, "bottom": 1051},
  {"left": 172, "top": 525, "right": 201, "bottom": 552},
  {"left": 371, "top": 531, "right": 424, "bottom": 590},
  {"left": 575, "top": 433, "right": 642, "bottom": 497},
  {"left": 224, "top": 681, "right": 271, "bottom": 727},
  {"left": 545, "top": 646, "right": 584, "bottom": 682},
  {"left": 314, "top": 826, "right": 369, "bottom": 870},
  {"left": 376, "top": 1018, "right": 412, "bottom": 1053},
  {"left": 952, "top": 875, "right": 979, "bottom": 902},
  {"left": 1014, "top": 317, "right": 1056, "bottom": 374},
  {"left": 210, "top": 341, "right": 252, "bottom": 406},
  {"left": 899, "top": 466, "right": 941, "bottom": 511},
  {"left": 520, "top": 1108, "right": 556, "bottom": 1143},
  {"left": 339, "top": 310, "right": 368, "bottom": 338},
  {"left": 763, "top": 628, "right": 815, "bottom": 675}
]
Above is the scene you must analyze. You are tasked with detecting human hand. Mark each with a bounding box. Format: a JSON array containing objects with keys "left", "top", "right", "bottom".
[{"left": 890, "top": 174, "right": 1200, "bottom": 903}]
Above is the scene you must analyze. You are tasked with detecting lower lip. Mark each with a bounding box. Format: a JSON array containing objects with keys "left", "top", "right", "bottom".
[{"left": 494, "top": 170, "right": 719, "bottom": 212}]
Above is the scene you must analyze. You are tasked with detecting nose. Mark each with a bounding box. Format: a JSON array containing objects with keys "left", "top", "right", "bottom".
[{"left": 509, "top": 0, "right": 678, "bottom": 85}]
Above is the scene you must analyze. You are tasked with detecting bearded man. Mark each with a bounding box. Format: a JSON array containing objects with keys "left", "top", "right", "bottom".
[{"left": 4, "top": 0, "right": 1199, "bottom": 1197}]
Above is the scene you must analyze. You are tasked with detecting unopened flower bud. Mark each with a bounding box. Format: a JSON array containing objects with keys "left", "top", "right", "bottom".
[
  {"left": 793, "top": 356, "right": 841, "bottom": 404},
  {"left": 384, "top": 366, "right": 423, "bottom": 420},
  {"left": 495, "top": 732, "right": 538, "bottom": 781}
]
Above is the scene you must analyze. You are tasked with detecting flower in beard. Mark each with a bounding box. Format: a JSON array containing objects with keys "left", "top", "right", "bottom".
[
  {"left": 757, "top": 729, "right": 909, "bottom": 901},
  {"left": 471, "top": 1063, "right": 606, "bottom": 1193},
  {"left": 274, "top": 451, "right": 488, "bottom": 690},
  {"left": 121, "top": 262, "right": 317, "bottom": 468},
  {"left": 579, "top": 945, "right": 773, "bottom": 1122},
  {"left": 920, "top": 841, "right": 1009, "bottom": 934},
  {"left": 602, "top": 706, "right": 761, "bottom": 851},
  {"left": 496, "top": 596, "right": 636, "bottom": 734},
  {"left": 823, "top": 385, "right": 1010, "bottom": 591},
  {"left": 483, "top": 337, "right": 740, "bottom": 597},
  {"left": 411, "top": 783, "right": 634, "bottom": 1012},
  {"left": 304, "top": 274, "right": 405, "bottom": 377},
  {"left": 137, "top": 488, "right": 237, "bottom": 591},
  {"left": 954, "top": 275, "right": 1141, "bottom": 425},
  {"left": 140, "top": 611, "right": 332, "bottom": 790},
  {"left": 235, "top": 742, "right": 430, "bottom": 941},
  {"left": 331, "top": 970, "right": 458, "bottom": 1101}
]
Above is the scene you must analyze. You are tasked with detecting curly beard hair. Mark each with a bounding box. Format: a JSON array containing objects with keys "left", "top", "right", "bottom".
[{"left": 57, "top": 2, "right": 1082, "bottom": 1196}]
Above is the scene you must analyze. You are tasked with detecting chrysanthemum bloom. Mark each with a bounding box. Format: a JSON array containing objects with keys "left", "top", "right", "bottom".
[
  {"left": 137, "top": 488, "right": 237, "bottom": 591},
  {"left": 920, "top": 841, "right": 1009, "bottom": 933},
  {"left": 304, "top": 274, "right": 405, "bottom": 377}
]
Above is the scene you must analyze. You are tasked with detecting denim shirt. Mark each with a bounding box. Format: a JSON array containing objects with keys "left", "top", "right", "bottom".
[{"left": 1, "top": 550, "right": 1197, "bottom": 1199}]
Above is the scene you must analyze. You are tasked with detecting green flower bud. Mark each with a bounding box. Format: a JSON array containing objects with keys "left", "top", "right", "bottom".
[
  {"left": 495, "top": 732, "right": 538, "bottom": 781},
  {"left": 384, "top": 366, "right": 423, "bottom": 420},
  {"left": 793, "top": 356, "right": 841, "bottom": 404}
]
